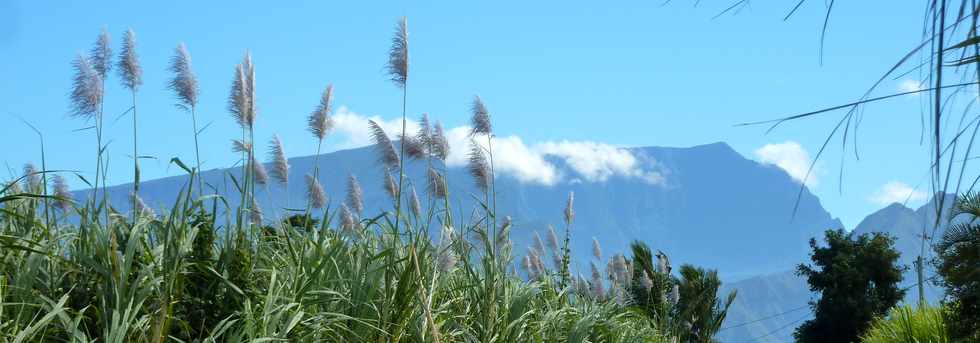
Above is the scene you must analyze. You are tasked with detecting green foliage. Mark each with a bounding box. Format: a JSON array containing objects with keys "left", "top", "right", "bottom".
[
  {"left": 673, "top": 265, "right": 736, "bottom": 343},
  {"left": 795, "top": 229, "right": 907, "bottom": 343},
  {"left": 860, "top": 304, "right": 950, "bottom": 343},
  {"left": 625, "top": 241, "right": 735, "bottom": 343},
  {"left": 933, "top": 192, "right": 980, "bottom": 341}
]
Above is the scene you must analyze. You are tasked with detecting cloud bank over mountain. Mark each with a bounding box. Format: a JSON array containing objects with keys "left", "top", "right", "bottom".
[{"left": 329, "top": 107, "right": 665, "bottom": 186}]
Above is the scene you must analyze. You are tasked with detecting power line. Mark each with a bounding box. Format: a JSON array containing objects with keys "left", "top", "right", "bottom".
[
  {"left": 719, "top": 304, "right": 811, "bottom": 331},
  {"left": 742, "top": 313, "right": 811, "bottom": 343}
]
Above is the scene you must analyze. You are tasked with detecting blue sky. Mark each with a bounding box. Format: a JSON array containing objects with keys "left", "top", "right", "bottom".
[{"left": 0, "top": 0, "right": 962, "bottom": 228}]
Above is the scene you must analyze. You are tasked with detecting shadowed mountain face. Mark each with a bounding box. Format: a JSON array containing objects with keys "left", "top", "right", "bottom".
[
  {"left": 716, "top": 194, "right": 955, "bottom": 343},
  {"left": 77, "top": 141, "right": 841, "bottom": 280}
]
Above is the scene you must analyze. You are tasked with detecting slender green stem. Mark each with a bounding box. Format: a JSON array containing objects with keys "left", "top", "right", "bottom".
[
  {"left": 132, "top": 90, "right": 139, "bottom": 223},
  {"left": 395, "top": 86, "right": 407, "bottom": 234},
  {"left": 191, "top": 106, "right": 204, "bottom": 196}
]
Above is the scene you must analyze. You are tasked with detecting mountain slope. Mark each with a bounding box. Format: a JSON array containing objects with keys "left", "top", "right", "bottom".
[
  {"left": 717, "top": 194, "right": 955, "bottom": 343},
  {"left": 78, "top": 141, "right": 841, "bottom": 280}
]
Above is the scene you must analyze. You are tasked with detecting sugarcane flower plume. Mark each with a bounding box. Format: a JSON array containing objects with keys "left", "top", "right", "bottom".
[
  {"left": 640, "top": 270, "right": 654, "bottom": 291},
  {"left": 546, "top": 225, "right": 559, "bottom": 251},
  {"left": 130, "top": 191, "right": 154, "bottom": 218},
  {"left": 250, "top": 198, "right": 263, "bottom": 225},
  {"left": 426, "top": 167, "right": 446, "bottom": 199},
  {"left": 431, "top": 121, "right": 450, "bottom": 161},
  {"left": 495, "top": 216, "right": 512, "bottom": 248},
  {"left": 467, "top": 139, "right": 490, "bottom": 192},
  {"left": 532, "top": 231, "right": 546, "bottom": 256},
  {"left": 416, "top": 113, "right": 431, "bottom": 151},
  {"left": 346, "top": 173, "right": 364, "bottom": 214},
  {"left": 268, "top": 135, "right": 289, "bottom": 186},
  {"left": 52, "top": 174, "right": 72, "bottom": 212},
  {"left": 402, "top": 133, "right": 426, "bottom": 160},
  {"left": 306, "top": 174, "right": 327, "bottom": 209},
  {"left": 232, "top": 139, "right": 252, "bottom": 154},
  {"left": 470, "top": 95, "right": 492, "bottom": 136},
  {"left": 339, "top": 203, "right": 357, "bottom": 233},
  {"left": 386, "top": 17, "right": 408, "bottom": 87},
  {"left": 592, "top": 237, "right": 602, "bottom": 260},
  {"left": 168, "top": 43, "right": 198, "bottom": 109},
  {"left": 564, "top": 191, "right": 575, "bottom": 225},
  {"left": 409, "top": 184, "right": 422, "bottom": 218},
  {"left": 309, "top": 84, "right": 334, "bottom": 140},
  {"left": 70, "top": 54, "right": 103, "bottom": 119},
  {"left": 118, "top": 28, "right": 142, "bottom": 91},
  {"left": 670, "top": 284, "right": 680, "bottom": 305},
  {"left": 383, "top": 168, "right": 399, "bottom": 202},
  {"left": 252, "top": 157, "right": 268, "bottom": 186},
  {"left": 90, "top": 28, "right": 112, "bottom": 78},
  {"left": 229, "top": 52, "right": 256, "bottom": 129},
  {"left": 369, "top": 120, "right": 400, "bottom": 169},
  {"left": 23, "top": 163, "right": 41, "bottom": 191}
]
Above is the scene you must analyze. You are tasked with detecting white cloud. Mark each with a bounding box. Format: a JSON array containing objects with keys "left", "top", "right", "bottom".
[
  {"left": 330, "top": 109, "right": 664, "bottom": 186},
  {"left": 869, "top": 181, "right": 927, "bottom": 206},
  {"left": 754, "top": 141, "right": 817, "bottom": 187},
  {"left": 899, "top": 79, "right": 924, "bottom": 93},
  {"left": 537, "top": 141, "right": 664, "bottom": 184},
  {"left": 332, "top": 106, "right": 420, "bottom": 149}
]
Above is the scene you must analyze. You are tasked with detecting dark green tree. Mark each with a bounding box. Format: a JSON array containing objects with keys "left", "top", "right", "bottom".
[
  {"left": 934, "top": 192, "right": 980, "bottom": 341},
  {"left": 794, "top": 229, "right": 906, "bottom": 343}
]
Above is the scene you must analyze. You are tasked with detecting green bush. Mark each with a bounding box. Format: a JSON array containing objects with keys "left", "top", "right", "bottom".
[{"left": 860, "top": 305, "right": 950, "bottom": 343}]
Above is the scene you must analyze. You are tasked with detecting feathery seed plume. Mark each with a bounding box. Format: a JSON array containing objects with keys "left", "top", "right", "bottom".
[
  {"left": 467, "top": 140, "right": 490, "bottom": 192},
  {"left": 426, "top": 167, "right": 447, "bottom": 199},
  {"left": 409, "top": 184, "right": 422, "bottom": 218},
  {"left": 416, "top": 113, "right": 431, "bottom": 150},
  {"left": 564, "top": 191, "right": 575, "bottom": 226},
  {"left": 339, "top": 203, "right": 357, "bottom": 232},
  {"left": 386, "top": 17, "right": 409, "bottom": 87},
  {"left": 252, "top": 158, "right": 268, "bottom": 186},
  {"left": 546, "top": 225, "right": 560, "bottom": 252},
  {"left": 250, "top": 198, "right": 263, "bottom": 225},
  {"left": 168, "top": 43, "right": 198, "bottom": 109},
  {"left": 495, "top": 216, "right": 512, "bottom": 248},
  {"left": 521, "top": 255, "right": 533, "bottom": 276},
  {"left": 117, "top": 28, "right": 142, "bottom": 90},
  {"left": 438, "top": 248, "right": 457, "bottom": 272},
  {"left": 52, "top": 175, "right": 72, "bottom": 212},
  {"left": 130, "top": 192, "right": 154, "bottom": 218},
  {"left": 232, "top": 139, "right": 252, "bottom": 154},
  {"left": 640, "top": 270, "right": 654, "bottom": 291},
  {"left": 267, "top": 135, "right": 289, "bottom": 186},
  {"left": 591, "top": 261, "right": 605, "bottom": 298},
  {"left": 670, "top": 284, "right": 680, "bottom": 305},
  {"left": 532, "top": 231, "right": 546, "bottom": 256},
  {"left": 346, "top": 174, "right": 364, "bottom": 214},
  {"left": 90, "top": 28, "right": 112, "bottom": 79},
  {"left": 612, "top": 254, "right": 629, "bottom": 284},
  {"left": 308, "top": 84, "right": 334, "bottom": 140},
  {"left": 402, "top": 134, "right": 426, "bottom": 160},
  {"left": 368, "top": 120, "right": 400, "bottom": 169},
  {"left": 383, "top": 168, "right": 399, "bottom": 202},
  {"left": 70, "top": 54, "right": 103, "bottom": 119},
  {"left": 592, "top": 237, "right": 602, "bottom": 260},
  {"left": 229, "top": 52, "right": 256, "bottom": 129},
  {"left": 470, "top": 95, "right": 492, "bottom": 136},
  {"left": 306, "top": 174, "right": 327, "bottom": 209},
  {"left": 431, "top": 121, "right": 450, "bottom": 161},
  {"left": 23, "top": 163, "right": 41, "bottom": 191}
]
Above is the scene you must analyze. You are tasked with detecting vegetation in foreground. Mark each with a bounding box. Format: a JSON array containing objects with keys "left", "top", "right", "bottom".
[{"left": 0, "top": 19, "right": 739, "bottom": 342}]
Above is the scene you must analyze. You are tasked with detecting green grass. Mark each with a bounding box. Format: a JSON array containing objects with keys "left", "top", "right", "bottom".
[{"left": 860, "top": 304, "right": 951, "bottom": 343}]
